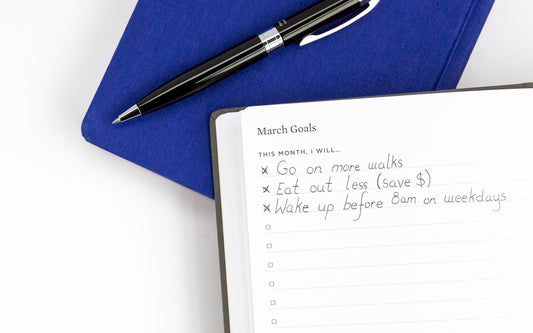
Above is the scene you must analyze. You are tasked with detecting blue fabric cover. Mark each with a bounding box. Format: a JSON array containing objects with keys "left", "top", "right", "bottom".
[{"left": 82, "top": 0, "right": 494, "bottom": 198}]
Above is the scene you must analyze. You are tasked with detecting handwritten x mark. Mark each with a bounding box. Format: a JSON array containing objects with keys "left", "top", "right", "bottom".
[
  {"left": 263, "top": 204, "right": 271, "bottom": 213},
  {"left": 261, "top": 166, "right": 268, "bottom": 175},
  {"left": 262, "top": 185, "right": 270, "bottom": 193}
]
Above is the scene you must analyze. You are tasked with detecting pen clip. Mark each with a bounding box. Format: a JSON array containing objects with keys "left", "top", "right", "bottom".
[{"left": 299, "top": 0, "right": 379, "bottom": 47}]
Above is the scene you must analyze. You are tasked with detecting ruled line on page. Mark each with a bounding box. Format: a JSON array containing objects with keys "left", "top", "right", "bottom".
[
  {"left": 272, "top": 313, "right": 533, "bottom": 330},
  {"left": 259, "top": 160, "right": 533, "bottom": 178},
  {"left": 269, "top": 274, "right": 533, "bottom": 292},
  {"left": 261, "top": 197, "right": 531, "bottom": 218},
  {"left": 265, "top": 217, "right": 532, "bottom": 235},
  {"left": 260, "top": 178, "right": 533, "bottom": 198},
  {"left": 267, "top": 235, "right": 533, "bottom": 254},
  {"left": 269, "top": 294, "right": 533, "bottom": 311},
  {"left": 268, "top": 255, "right": 533, "bottom": 273}
]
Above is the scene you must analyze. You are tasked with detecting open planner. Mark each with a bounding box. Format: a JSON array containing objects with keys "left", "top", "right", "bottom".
[{"left": 210, "top": 86, "right": 533, "bottom": 332}]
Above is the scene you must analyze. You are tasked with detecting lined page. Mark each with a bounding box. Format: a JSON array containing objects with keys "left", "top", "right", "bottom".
[{"left": 238, "top": 89, "right": 533, "bottom": 333}]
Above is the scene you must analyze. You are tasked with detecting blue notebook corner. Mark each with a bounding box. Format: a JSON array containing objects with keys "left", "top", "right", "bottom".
[{"left": 82, "top": 0, "right": 494, "bottom": 198}]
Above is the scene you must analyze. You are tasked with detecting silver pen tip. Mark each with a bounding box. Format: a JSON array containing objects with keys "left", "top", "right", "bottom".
[{"left": 113, "top": 105, "right": 141, "bottom": 124}]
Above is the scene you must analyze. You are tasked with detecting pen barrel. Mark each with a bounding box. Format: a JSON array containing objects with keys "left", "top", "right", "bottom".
[
  {"left": 276, "top": 0, "right": 366, "bottom": 45},
  {"left": 137, "top": 36, "right": 268, "bottom": 115}
]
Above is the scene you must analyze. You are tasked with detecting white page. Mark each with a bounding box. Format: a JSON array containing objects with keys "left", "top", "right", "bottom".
[{"left": 237, "top": 89, "right": 533, "bottom": 332}]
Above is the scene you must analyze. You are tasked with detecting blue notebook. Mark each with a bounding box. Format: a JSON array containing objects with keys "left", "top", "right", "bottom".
[{"left": 82, "top": 0, "right": 494, "bottom": 198}]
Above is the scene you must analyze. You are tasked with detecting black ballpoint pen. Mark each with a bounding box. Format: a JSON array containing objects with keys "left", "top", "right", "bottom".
[{"left": 112, "top": 0, "right": 379, "bottom": 124}]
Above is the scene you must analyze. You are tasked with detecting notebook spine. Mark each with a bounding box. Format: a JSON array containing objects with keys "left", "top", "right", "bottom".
[{"left": 434, "top": 0, "right": 495, "bottom": 90}]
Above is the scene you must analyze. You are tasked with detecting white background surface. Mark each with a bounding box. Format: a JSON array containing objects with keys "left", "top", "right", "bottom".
[{"left": 0, "top": 1, "right": 532, "bottom": 332}]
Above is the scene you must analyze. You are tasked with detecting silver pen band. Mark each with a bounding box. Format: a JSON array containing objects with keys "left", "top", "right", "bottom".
[{"left": 258, "top": 27, "right": 284, "bottom": 53}]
